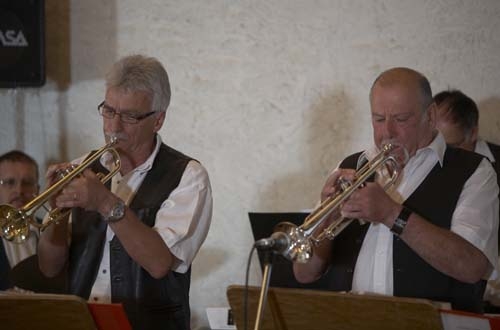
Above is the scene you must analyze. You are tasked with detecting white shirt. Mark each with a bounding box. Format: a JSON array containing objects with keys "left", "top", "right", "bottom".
[
  {"left": 2, "top": 228, "right": 37, "bottom": 268},
  {"left": 350, "top": 133, "right": 499, "bottom": 295},
  {"left": 476, "top": 139, "right": 496, "bottom": 163},
  {"left": 476, "top": 138, "right": 500, "bottom": 305},
  {"left": 73, "top": 135, "right": 212, "bottom": 303}
]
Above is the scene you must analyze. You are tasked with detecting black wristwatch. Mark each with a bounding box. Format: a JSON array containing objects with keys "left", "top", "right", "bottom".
[
  {"left": 390, "top": 206, "right": 412, "bottom": 236},
  {"left": 104, "top": 199, "right": 126, "bottom": 223}
]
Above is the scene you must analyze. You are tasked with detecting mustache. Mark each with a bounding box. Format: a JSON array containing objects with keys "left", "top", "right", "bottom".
[{"left": 105, "top": 132, "right": 128, "bottom": 141}]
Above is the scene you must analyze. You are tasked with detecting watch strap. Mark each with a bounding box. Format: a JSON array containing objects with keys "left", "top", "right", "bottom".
[{"left": 390, "top": 206, "right": 412, "bottom": 236}]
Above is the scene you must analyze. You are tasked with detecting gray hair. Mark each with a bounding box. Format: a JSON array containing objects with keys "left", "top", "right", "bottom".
[{"left": 105, "top": 54, "right": 171, "bottom": 112}]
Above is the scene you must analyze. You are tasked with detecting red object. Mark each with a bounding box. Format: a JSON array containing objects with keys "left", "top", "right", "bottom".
[{"left": 88, "top": 303, "right": 132, "bottom": 330}]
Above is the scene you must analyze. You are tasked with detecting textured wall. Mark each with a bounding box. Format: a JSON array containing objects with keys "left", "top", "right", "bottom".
[{"left": 1, "top": 1, "right": 500, "bottom": 328}]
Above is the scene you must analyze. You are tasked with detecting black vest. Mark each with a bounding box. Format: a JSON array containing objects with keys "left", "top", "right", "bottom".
[
  {"left": 0, "top": 241, "right": 11, "bottom": 290},
  {"left": 325, "top": 147, "right": 485, "bottom": 312},
  {"left": 486, "top": 142, "right": 500, "bottom": 249},
  {"left": 68, "top": 143, "right": 193, "bottom": 330}
]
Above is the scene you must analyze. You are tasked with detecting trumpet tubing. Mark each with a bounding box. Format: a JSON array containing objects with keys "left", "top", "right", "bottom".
[
  {"left": 269, "top": 143, "right": 405, "bottom": 263},
  {"left": 0, "top": 137, "right": 121, "bottom": 243}
]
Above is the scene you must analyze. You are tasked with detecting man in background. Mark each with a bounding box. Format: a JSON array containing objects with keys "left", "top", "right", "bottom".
[
  {"left": 0, "top": 150, "right": 39, "bottom": 290},
  {"left": 434, "top": 89, "right": 500, "bottom": 185},
  {"left": 434, "top": 89, "right": 500, "bottom": 311}
]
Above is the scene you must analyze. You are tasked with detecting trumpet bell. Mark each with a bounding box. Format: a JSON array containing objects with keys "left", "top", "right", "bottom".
[{"left": 0, "top": 205, "right": 30, "bottom": 243}]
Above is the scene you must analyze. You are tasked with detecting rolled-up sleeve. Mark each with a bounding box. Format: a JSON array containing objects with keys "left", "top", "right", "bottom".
[
  {"left": 153, "top": 160, "right": 213, "bottom": 273},
  {"left": 451, "top": 158, "right": 499, "bottom": 278}
]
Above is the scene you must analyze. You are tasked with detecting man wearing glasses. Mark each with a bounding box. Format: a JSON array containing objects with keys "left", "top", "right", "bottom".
[
  {"left": 38, "top": 55, "right": 213, "bottom": 330},
  {"left": 0, "top": 150, "right": 39, "bottom": 290}
]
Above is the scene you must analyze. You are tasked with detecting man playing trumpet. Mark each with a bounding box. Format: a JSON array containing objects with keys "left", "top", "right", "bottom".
[
  {"left": 38, "top": 55, "right": 213, "bottom": 330},
  {"left": 293, "top": 67, "right": 499, "bottom": 312}
]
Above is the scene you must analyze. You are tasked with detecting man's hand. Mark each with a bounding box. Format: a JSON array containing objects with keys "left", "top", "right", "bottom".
[
  {"left": 55, "top": 169, "right": 113, "bottom": 215},
  {"left": 340, "top": 182, "right": 401, "bottom": 227}
]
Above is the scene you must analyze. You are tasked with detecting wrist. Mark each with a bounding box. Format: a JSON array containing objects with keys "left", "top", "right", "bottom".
[{"left": 390, "top": 206, "right": 413, "bottom": 236}]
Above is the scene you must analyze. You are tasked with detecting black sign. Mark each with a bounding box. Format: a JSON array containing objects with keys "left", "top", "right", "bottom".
[{"left": 0, "top": 0, "right": 45, "bottom": 87}]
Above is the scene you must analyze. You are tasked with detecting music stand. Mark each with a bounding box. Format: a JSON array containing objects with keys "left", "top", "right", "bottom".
[
  {"left": 227, "top": 285, "right": 444, "bottom": 330},
  {"left": 0, "top": 293, "right": 96, "bottom": 330}
]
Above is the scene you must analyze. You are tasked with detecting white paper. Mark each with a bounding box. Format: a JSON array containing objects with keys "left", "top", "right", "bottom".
[
  {"left": 206, "top": 307, "right": 236, "bottom": 330},
  {"left": 441, "top": 312, "right": 491, "bottom": 330}
]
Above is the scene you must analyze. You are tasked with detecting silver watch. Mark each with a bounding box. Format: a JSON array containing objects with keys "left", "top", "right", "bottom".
[{"left": 104, "top": 199, "right": 126, "bottom": 223}]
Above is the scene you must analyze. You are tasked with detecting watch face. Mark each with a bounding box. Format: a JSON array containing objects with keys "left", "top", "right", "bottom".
[{"left": 107, "top": 200, "right": 125, "bottom": 222}]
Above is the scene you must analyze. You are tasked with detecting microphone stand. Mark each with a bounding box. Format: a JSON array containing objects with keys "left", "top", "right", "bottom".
[{"left": 253, "top": 248, "right": 275, "bottom": 330}]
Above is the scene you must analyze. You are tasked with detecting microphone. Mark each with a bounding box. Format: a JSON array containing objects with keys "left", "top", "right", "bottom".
[{"left": 254, "top": 231, "right": 290, "bottom": 253}]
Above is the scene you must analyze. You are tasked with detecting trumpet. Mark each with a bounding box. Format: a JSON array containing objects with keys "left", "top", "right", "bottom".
[
  {"left": 0, "top": 137, "right": 121, "bottom": 243},
  {"left": 255, "top": 143, "right": 407, "bottom": 263}
]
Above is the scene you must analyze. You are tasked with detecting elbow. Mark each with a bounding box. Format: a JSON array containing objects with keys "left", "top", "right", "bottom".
[
  {"left": 146, "top": 258, "right": 173, "bottom": 279},
  {"left": 456, "top": 268, "right": 488, "bottom": 284},
  {"left": 148, "top": 267, "right": 170, "bottom": 279},
  {"left": 293, "top": 263, "right": 322, "bottom": 284},
  {"left": 453, "top": 255, "right": 490, "bottom": 284},
  {"left": 38, "top": 254, "right": 65, "bottom": 278}
]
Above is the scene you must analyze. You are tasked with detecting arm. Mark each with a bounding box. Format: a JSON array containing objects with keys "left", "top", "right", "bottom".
[
  {"left": 38, "top": 162, "right": 74, "bottom": 277},
  {"left": 341, "top": 158, "right": 499, "bottom": 283},
  {"left": 293, "top": 168, "right": 356, "bottom": 283},
  {"left": 53, "top": 161, "right": 212, "bottom": 279}
]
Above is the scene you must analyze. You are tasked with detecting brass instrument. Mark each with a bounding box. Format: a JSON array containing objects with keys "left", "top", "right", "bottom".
[
  {"left": 257, "top": 143, "right": 407, "bottom": 263},
  {"left": 0, "top": 137, "right": 121, "bottom": 243}
]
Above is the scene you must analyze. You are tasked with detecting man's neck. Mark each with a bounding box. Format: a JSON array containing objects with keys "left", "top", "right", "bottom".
[{"left": 118, "top": 141, "right": 156, "bottom": 175}]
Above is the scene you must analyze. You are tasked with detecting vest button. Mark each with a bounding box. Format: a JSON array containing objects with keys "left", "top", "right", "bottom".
[{"left": 112, "top": 276, "right": 123, "bottom": 282}]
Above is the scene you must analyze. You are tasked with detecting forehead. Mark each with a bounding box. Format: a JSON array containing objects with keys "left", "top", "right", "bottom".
[
  {"left": 370, "top": 83, "right": 422, "bottom": 114},
  {"left": 104, "top": 88, "right": 152, "bottom": 111},
  {"left": 0, "top": 161, "right": 37, "bottom": 177}
]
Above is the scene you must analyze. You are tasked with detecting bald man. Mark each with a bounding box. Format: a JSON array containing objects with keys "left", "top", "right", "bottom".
[{"left": 293, "top": 68, "right": 499, "bottom": 312}]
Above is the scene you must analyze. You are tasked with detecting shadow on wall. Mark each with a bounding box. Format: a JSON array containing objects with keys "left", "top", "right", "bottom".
[
  {"left": 191, "top": 247, "right": 230, "bottom": 282},
  {"left": 478, "top": 97, "right": 500, "bottom": 145},
  {"left": 43, "top": 0, "right": 117, "bottom": 164},
  {"left": 45, "top": 0, "right": 118, "bottom": 88},
  {"left": 45, "top": 0, "right": 70, "bottom": 90},
  {"left": 256, "top": 88, "right": 358, "bottom": 211}
]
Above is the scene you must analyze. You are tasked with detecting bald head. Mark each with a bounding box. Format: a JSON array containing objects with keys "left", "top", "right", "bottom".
[
  {"left": 370, "top": 67, "right": 433, "bottom": 112},
  {"left": 369, "top": 67, "right": 437, "bottom": 157}
]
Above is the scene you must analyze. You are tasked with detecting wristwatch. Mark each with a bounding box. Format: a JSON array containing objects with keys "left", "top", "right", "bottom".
[
  {"left": 390, "top": 206, "right": 412, "bottom": 236},
  {"left": 104, "top": 199, "right": 126, "bottom": 223}
]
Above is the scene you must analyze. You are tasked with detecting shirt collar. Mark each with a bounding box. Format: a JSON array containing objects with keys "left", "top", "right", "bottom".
[
  {"left": 135, "top": 134, "right": 162, "bottom": 173},
  {"left": 366, "top": 132, "right": 445, "bottom": 168},
  {"left": 475, "top": 139, "right": 495, "bottom": 162},
  {"left": 415, "top": 131, "right": 446, "bottom": 167}
]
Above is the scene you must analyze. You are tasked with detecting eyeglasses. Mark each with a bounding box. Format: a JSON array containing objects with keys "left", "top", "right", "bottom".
[
  {"left": 97, "top": 102, "right": 158, "bottom": 124},
  {"left": 0, "top": 178, "right": 38, "bottom": 190}
]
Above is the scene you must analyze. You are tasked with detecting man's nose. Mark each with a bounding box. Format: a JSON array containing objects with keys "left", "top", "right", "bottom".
[
  {"left": 384, "top": 118, "right": 396, "bottom": 137},
  {"left": 107, "top": 115, "right": 124, "bottom": 131}
]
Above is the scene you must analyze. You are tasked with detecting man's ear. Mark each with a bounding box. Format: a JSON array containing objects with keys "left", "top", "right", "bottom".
[
  {"left": 469, "top": 125, "right": 479, "bottom": 144},
  {"left": 426, "top": 102, "right": 437, "bottom": 129},
  {"left": 153, "top": 111, "right": 166, "bottom": 133}
]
